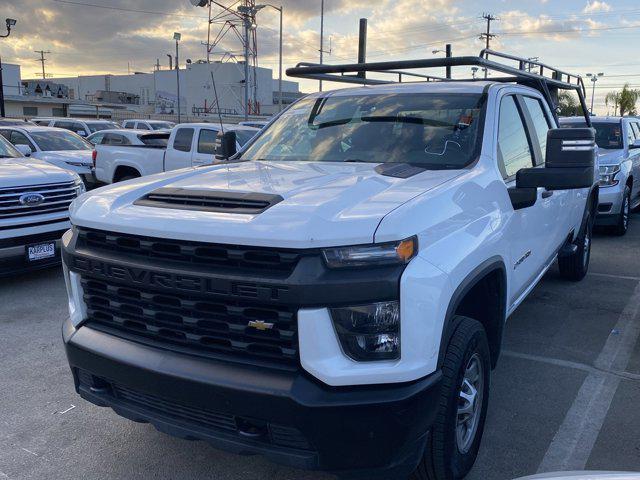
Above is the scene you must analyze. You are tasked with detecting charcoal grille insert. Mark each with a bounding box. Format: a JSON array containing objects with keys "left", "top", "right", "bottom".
[
  {"left": 76, "top": 228, "right": 303, "bottom": 273},
  {"left": 81, "top": 277, "right": 299, "bottom": 369},
  {"left": 77, "top": 371, "right": 313, "bottom": 451}
]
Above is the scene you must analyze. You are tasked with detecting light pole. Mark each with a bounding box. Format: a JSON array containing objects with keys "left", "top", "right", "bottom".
[
  {"left": 432, "top": 44, "right": 452, "bottom": 79},
  {"left": 586, "top": 72, "right": 604, "bottom": 115},
  {"left": 238, "top": 5, "right": 260, "bottom": 120},
  {"left": 255, "top": 4, "right": 283, "bottom": 112},
  {"left": 0, "top": 18, "right": 17, "bottom": 118},
  {"left": 174, "top": 32, "right": 181, "bottom": 123}
]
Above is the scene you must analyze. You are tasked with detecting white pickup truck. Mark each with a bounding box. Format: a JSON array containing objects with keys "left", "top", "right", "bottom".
[
  {"left": 62, "top": 52, "right": 598, "bottom": 480},
  {"left": 0, "top": 134, "right": 84, "bottom": 276},
  {"left": 93, "top": 123, "right": 258, "bottom": 183}
]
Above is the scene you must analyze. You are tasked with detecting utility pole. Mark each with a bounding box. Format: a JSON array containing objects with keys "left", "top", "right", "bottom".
[
  {"left": 243, "top": 16, "right": 250, "bottom": 120},
  {"left": 480, "top": 13, "right": 497, "bottom": 78},
  {"left": 445, "top": 43, "right": 452, "bottom": 79},
  {"left": 34, "top": 50, "right": 51, "bottom": 79},
  {"left": 174, "top": 32, "right": 182, "bottom": 123},
  {"left": 155, "top": 59, "right": 160, "bottom": 71}
]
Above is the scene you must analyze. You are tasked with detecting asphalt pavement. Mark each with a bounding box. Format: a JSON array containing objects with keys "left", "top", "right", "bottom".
[{"left": 2, "top": 216, "right": 640, "bottom": 480}]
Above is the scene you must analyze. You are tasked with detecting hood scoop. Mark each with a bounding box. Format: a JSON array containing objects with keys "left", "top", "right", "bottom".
[{"left": 134, "top": 187, "right": 283, "bottom": 214}]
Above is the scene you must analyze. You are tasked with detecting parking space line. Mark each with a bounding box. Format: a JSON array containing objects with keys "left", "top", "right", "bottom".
[
  {"left": 503, "top": 350, "right": 640, "bottom": 381},
  {"left": 588, "top": 272, "right": 640, "bottom": 281},
  {"left": 537, "top": 280, "right": 640, "bottom": 473}
]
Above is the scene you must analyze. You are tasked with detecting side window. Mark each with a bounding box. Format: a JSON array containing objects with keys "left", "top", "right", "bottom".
[
  {"left": 626, "top": 122, "right": 636, "bottom": 146},
  {"left": 137, "top": 122, "right": 151, "bottom": 130},
  {"left": 497, "top": 96, "right": 534, "bottom": 179},
  {"left": 103, "top": 133, "right": 129, "bottom": 146},
  {"left": 89, "top": 133, "right": 104, "bottom": 145},
  {"left": 54, "top": 121, "right": 74, "bottom": 131},
  {"left": 0, "top": 130, "right": 10, "bottom": 140},
  {"left": 522, "top": 96, "right": 551, "bottom": 165},
  {"left": 173, "top": 128, "right": 194, "bottom": 152},
  {"left": 630, "top": 122, "right": 640, "bottom": 142},
  {"left": 123, "top": 121, "right": 134, "bottom": 129},
  {"left": 197, "top": 129, "right": 218, "bottom": 154},
  {"left": 10, "top": 131, "right": 34, "bottom": 149}
]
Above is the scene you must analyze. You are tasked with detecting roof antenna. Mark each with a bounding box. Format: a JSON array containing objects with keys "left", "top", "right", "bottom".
[{"left": 210, "top": 70, "right": 224, "bottom": 134}]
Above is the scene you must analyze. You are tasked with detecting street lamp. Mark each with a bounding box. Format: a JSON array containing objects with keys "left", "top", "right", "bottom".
[
  {"left": 0, "top": 18, "right": 17, "bottom": 118},
  {"left": 255, "top": 4, "right": 283, "bottom": 112},
  {"left": 174, "top": 32, "right": 181, "bottom": 123},
  {"left": 471, "top": 67, "right": 479, "bottom": 79},
  {"left": 586, "top": 72, "right": 604, "bottom": 115}
]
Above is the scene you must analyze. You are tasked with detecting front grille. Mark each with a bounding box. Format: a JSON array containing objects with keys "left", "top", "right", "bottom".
[
  {"left": 77, "top": 228, "right": 302, "bottom": 273},
  {"left": 78, "top": 370, "right": 313, "bottom": 451},
  {"left": 0, "top": 228, "right": 67, "bottom": 249},
  {"left": 81, "top": 276, "right": 299, "bottom": 369},
  {"left": 0, "top": 181, "right": 77, "bottom": 220}
]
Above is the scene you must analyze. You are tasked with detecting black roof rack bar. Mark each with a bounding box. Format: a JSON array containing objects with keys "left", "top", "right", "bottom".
[
  {"left": 292, "top": 63, "right": 445, "bottom": 85},
  {"left": 286, "top": 50, "right": 584, "bottom": 92},
  {"left": 480, "top": 49, "right": 587, "bottom": 97}
]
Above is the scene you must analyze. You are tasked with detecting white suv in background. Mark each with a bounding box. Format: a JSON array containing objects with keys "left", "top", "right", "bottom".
[
  {"left": 0, "top": 134, "right": 84, "bottom": 276},
  {"left": 561, "top": 116, "right": 640, "bottom": 235},
  {"left": 122, "top": 119, "right": 175, "bottom": 131},
  {"left": 32, "top": 118, "right": 120, "bottom": 137},
  {"left": 0, "top": 125, "right": 95, "bottom": 187}
]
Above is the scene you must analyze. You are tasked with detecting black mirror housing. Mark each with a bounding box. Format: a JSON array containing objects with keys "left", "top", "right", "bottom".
[
  {"left": 218, "top": 130, "right": 237, "bottom": 159},
  {"left": 516, "top": 127, "right": 595, "bottom": 190}
]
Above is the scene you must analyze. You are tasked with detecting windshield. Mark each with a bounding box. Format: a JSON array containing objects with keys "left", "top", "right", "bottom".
[
  {"left": 30, "top": 130, "right": 92, "bottom": 151},
  {"left": 562, "top": 120, "right": 623, "bottom": 149},
  {"left": 87, "top": 122, "right": 119, "bottom": 133},
  {"left": 150, "top": 122, "right": 174, "bottom": 130},
  {"left": 240, "top": 93, "right": 485, "bottom": 168},
  {"left": 0, "top": 135, "right": 21, "bottom": 158}
]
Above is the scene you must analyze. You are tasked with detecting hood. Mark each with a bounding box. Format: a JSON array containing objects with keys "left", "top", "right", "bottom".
[
  {"left": 0, "top": 157, "right": 77, "bottom": 188},
  {"left": 597, "top": 149, "right": 625, "bottom": 166},
  {"left": 34, "top": 150, "right": 93, "bottom": 166},
  {"left": 71, "top": 161, "right": 462, "bottom": 248}
]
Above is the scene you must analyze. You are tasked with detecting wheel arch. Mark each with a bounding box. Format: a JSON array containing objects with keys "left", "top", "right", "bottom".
[
  {"left": 437, "top": 257, "right": 507, "bottom": 370},
  {"left": 113, "top": 164, "right": 142, "bottom": 182}
]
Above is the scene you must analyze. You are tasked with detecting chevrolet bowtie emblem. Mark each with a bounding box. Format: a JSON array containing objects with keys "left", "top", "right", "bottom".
[{"left": 248, "top": 320, "right": 274, "bottom": 331}]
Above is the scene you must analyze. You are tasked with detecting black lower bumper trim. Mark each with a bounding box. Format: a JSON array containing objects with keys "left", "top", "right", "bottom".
[{"left": 64, "top": 319, "right": 442, "bottom": 478}]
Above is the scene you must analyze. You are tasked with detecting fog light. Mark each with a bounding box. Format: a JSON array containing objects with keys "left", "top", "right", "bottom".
[{"left": 330, "top": 301, "right": 400, "bottom": 361}]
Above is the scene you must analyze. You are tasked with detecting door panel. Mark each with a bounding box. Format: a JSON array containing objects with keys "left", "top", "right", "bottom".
[{"left": 165, "top": 127, "right": 195, "bottom": 171}]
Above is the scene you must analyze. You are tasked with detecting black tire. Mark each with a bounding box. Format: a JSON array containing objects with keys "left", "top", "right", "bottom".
[
  {"left": 412, "top": 317, "right": 491, "bottom": 480},
  {"left": 558, "top": 204, "right": 593, "bottom": 281},
  {"left": 613, "top": 185, "right": 631, "bottom": 236}
]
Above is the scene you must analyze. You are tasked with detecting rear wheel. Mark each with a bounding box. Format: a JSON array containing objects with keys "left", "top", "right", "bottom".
[
  {"left": 613, "top": 185, "right": 631, "bottom": 236},
  {"left": 559, "top": 200, "right": 593, "bottom": 282},
  {"left": 412, "top": 317, "right": 490, "bottom": 480}
]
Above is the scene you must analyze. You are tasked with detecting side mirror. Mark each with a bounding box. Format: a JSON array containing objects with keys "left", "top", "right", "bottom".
[
  {"left": 517, "top": 128, "right": 595, "bottom": 190},
  {"left": 218, "top": 130, "right": 237, "bottom": 159},
  {"left": 631, "top": 139, "right": 640, "bottom": 149},
  {"left": 15, "top": 144, "right": 32, "bottom": 156}
]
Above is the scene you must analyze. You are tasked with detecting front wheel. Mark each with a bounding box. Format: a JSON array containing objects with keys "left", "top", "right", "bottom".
[
  {"left": 613, "top": 185, "right": 631, "bottom": 236},
  {"left": 412, "top": 317, "right": 490, "bottom": 480}
]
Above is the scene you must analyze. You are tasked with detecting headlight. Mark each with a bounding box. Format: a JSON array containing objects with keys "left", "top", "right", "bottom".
[
  {"left": 322, "top": 237, "right": 417, "bottom": 268},
  {"left": 330, "top": 301, "right": 400, "bottom": 361},
  {"left": 73, "top": 175, "right": 86, "bottom": 194},
  {"left": 598, "top": 165, "right": 620, "bottom": 187}
]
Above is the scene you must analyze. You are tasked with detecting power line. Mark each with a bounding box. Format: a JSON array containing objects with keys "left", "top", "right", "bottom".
[
  {"left": 498, "top": 23, "right": 640, "bottom": 36},
  {"left": 50, "top": 0, "right": 208, "bottom": 19}
]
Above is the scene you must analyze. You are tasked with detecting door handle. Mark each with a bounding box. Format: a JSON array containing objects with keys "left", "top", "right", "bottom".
[{"left": 542, "top": 190, "right": 554, "bottom": 199}]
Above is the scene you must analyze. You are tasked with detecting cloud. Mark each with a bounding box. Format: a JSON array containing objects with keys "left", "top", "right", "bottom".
[{"left": 583, "top": 1, "right": 611, "bottom": 13}]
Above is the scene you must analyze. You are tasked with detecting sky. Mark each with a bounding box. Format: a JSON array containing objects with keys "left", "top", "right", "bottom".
[{"left": 2, "top": 0, "right": 640, "bottom": 114}]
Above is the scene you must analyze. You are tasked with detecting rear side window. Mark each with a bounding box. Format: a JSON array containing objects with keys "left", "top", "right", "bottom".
[
  {"left": 497, "top": 96, "right": 534, "bottom": 179},
  {"left": 173, "top": 128, "right": 194, "bottom": 152},
  {"left": 522, "top": 97, "right": 551, "bottom": 165},
  {"left": 137, "top": 122, "right": 151, "bottom": 130},
  {"left": 123, "top": 121, "right": 134, "bottom": 129},
  {"left": 103, "top": 133, "right": 130, "bottom": 145},
  {"left": 10, "top": 131, "right": 35, "bottom": 149},
  {"left": 197, "top": 129, "right": 218, "bottom": 154}
]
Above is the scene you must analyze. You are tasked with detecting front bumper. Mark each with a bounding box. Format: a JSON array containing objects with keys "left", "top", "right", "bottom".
[
  {"left": 0, "top": 228, "right": 67, "bottom": 276},
  {"left": 63, "top": 318, "right": 442, "bottom": 478},
  {"left": 596, "top": 182, "right": 624, "bottom": 224}
]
